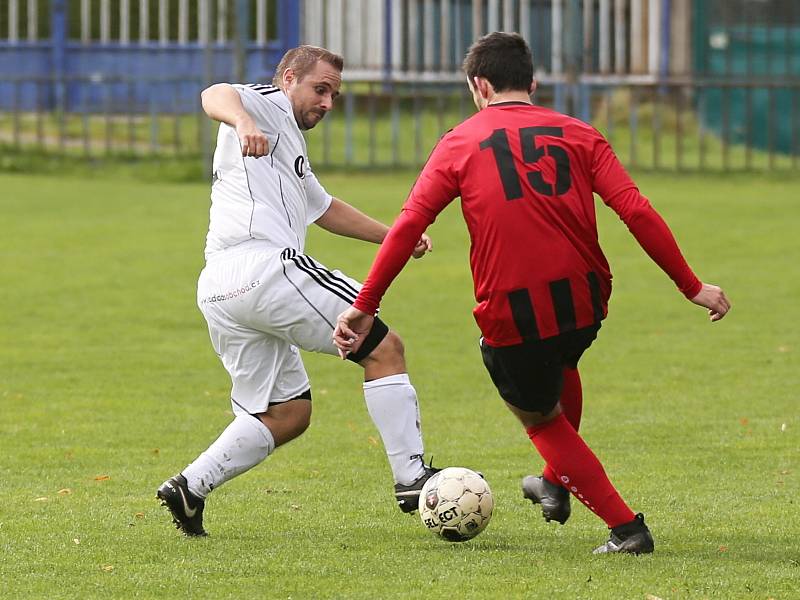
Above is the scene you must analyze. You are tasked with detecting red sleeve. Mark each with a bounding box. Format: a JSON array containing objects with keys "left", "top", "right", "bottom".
[
  {"left": 592, "top": 139, "right": 702, "bottom": 299},
  {"left": 353, "top": 210, "right": 429, "bottom": 315},
  {"left": 353, "top": 136, "right": 460, "bottom": 315},
  {"left": 402, "top": 131, "right": 460, "bottom": 219}
]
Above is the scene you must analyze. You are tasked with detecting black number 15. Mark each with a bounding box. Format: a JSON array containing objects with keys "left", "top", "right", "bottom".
[{"left": 479, "top": 126, "right": 571, "bottom": 200}]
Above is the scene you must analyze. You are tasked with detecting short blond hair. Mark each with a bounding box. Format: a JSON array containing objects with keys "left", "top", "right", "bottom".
[{"left": 273, "top": 45, "right": 344, "bottom": 88}]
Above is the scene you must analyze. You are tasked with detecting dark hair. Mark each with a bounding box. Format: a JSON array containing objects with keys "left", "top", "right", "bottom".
[
  {"left": 273, "top": 45, "right": 344, "bottom": 88},
  {"left": 462, "top": 32, "right": 533, "bottom": 92}
]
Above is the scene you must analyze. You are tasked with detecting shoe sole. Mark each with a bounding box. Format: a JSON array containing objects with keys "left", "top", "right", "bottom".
[
  {"left": 592, "top": 534, "right": 654, "bottom": 555},
  {"left": 593, "top": 543, "right": 654, "bottom": 555}
]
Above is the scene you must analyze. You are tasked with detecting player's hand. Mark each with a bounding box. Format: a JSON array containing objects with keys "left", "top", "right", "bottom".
[
  {"left": 333, "top": 307, "right": 375, "bottom": 359},
  {"left": 236, "top": 117, "right": 269, "bottom": 157},
  {"left": 412, "top": 233, "right": 433, "bottom": 259},
  {"left": 690, "top": 283, "right": 731, "bottom": 322}
]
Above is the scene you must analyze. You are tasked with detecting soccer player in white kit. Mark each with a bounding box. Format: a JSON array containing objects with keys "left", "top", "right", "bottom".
[{"left": 157, "top": 46, "right": 441, "bottom": 536}]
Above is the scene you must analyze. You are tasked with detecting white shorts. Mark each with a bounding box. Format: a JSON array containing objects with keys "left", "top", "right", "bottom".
[{"left": 197, "top": 240, "right": 363, "bottom": 416}]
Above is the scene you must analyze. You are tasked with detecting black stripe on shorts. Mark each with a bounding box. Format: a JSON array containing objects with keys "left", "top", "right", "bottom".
[
  {"left": 285, "top": 253, "right": 358, "bottom": 305},
  {"left": 295, "top": 254, "right": 359, "bottom": 300}
]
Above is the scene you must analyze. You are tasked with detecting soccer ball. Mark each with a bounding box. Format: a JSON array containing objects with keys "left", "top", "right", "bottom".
[{"left": 419, "top": 467, "right": 493, "bottom": 542}]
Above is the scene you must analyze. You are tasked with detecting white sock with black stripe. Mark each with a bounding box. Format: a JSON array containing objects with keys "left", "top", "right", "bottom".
[
  {"left": 363, "top": 373, "right": 426, "bottom": 486},
  {"left": 182, "top": 415, "right": 275, "bottom": 498}
]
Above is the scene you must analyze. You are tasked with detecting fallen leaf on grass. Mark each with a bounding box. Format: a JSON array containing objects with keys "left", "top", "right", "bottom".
[
  {"left": 100, "top": 565, "right": 114, "bottom": 572},
  {"left": 134, "top": 512, "right": 145, "bottom": 519},
  {"left": 718, "top": 545, "right": 728, "bottom": 552},
  {"left": 57, "top": 488, "right": 72, "bottom": 495},
  {"left": 94, "top": 475, "right": 110, "bottom": 481},
  {"left": 367, "top": 436, "right": 379, "bottom": 447},
  {"left": 739, "top": 418, "right": 749, "bottom": 426}
]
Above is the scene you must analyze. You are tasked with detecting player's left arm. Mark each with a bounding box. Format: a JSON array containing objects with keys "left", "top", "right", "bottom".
[
  {"left": 314, "top": 197, "right": 432, "bottom": 258},
  {"left": 592, "top": 137, "right": 731, "bottom": 321}
]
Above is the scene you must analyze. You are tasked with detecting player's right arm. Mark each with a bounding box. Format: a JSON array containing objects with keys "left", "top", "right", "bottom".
[
  {"left": 334, "top": 136, "right": 459, "bottom": 357},
  {"left": 201, "top": 83, "right": 268, "bottom": 157}
]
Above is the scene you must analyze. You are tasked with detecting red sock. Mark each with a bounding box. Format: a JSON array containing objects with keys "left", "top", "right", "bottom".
[
  {"left": 527, "top": 413, "right": 635, "bottom": 528},
  {"left": 543, "top": 367, "right": 583, "bottom": 485},
  {"left": 558, "top": 367, "right": 583, "bottom": 428}
]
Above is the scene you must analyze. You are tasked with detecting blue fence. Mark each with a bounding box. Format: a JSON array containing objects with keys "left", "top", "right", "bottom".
[
  {"left": 1, "top": 0, "right": 797, "bottom": 169},
  {"left": 0, "top": 0, "right": 300, "bottom": 113}
]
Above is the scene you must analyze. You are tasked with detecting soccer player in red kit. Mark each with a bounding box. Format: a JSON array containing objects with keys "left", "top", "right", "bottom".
[{"left": 334, "top": 32, "right": 730, "bottom": 554}]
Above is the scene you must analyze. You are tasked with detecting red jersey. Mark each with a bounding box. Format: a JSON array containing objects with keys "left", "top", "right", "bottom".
[{"left": 354, "top": 102, "right": 701, "bottom": 346}]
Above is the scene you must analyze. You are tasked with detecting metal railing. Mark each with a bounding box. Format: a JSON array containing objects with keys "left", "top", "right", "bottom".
[
  {"left": 1, "top": 0, "right": 798, "bottom": 172},
  {"left": 6, "top": 77, "right": 796, "bottom": 173}
]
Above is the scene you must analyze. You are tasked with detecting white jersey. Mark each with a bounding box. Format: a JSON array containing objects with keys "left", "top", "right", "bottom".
[{"left": 204, "top": 83, "right": 333, "bottom": 259}]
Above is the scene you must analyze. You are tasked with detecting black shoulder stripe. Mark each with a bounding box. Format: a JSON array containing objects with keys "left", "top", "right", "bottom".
[{"left": 246, "top": 83, "right": 281, "bottom": 96}]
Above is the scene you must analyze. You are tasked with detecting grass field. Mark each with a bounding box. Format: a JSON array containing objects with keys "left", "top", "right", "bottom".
[{"left": 1, "top": 169, "right": 798, "bottom": 599}]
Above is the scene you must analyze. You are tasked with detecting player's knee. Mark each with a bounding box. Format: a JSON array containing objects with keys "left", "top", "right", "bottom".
[
  {"left": 275, "top": 414, "right": 310, "bottom": 446},
  {"left": 379, "top": 330, "right": 405, "bottom": 357},
  {"left": 369, "top": 330, "right": 406, "bottom": 364},
  {"left": 287, "top": 395, "right": 312, "bottom": 436},
  {"left": 346, "top": 317, "right": 390, "bottom": 363},
  {"left": 291, "top": 411, "right": 311, "bottom": 437},
  {"left": 356, "top": 328, "right": 407, "bottom": 377},
  {"left": 258, "top": 394, "right": 312, "bottom": 446},
  {"left": 505, "top": 401, "right": 561, "bottom": 428}
]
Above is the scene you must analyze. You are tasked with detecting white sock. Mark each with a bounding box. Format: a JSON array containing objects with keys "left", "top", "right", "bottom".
[
  {"left": 182, "top": 414, "right": 275, "bottom": 498},
  {"left": 363, "top": 373, "right": 426, "bottom": 486}
]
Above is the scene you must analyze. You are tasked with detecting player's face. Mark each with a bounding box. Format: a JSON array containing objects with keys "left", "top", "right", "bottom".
[{"left": 284, "top": 61, "right": 342, "bottom": 130}]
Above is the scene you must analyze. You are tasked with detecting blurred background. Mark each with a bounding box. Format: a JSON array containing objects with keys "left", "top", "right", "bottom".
[{"left": 1, "top": 0, "right": 798, "bottom": 174}]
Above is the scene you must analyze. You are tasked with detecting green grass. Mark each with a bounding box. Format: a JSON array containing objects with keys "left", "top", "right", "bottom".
[{"left": 1, "top": 170, "right": 798, "bottom": 598}]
